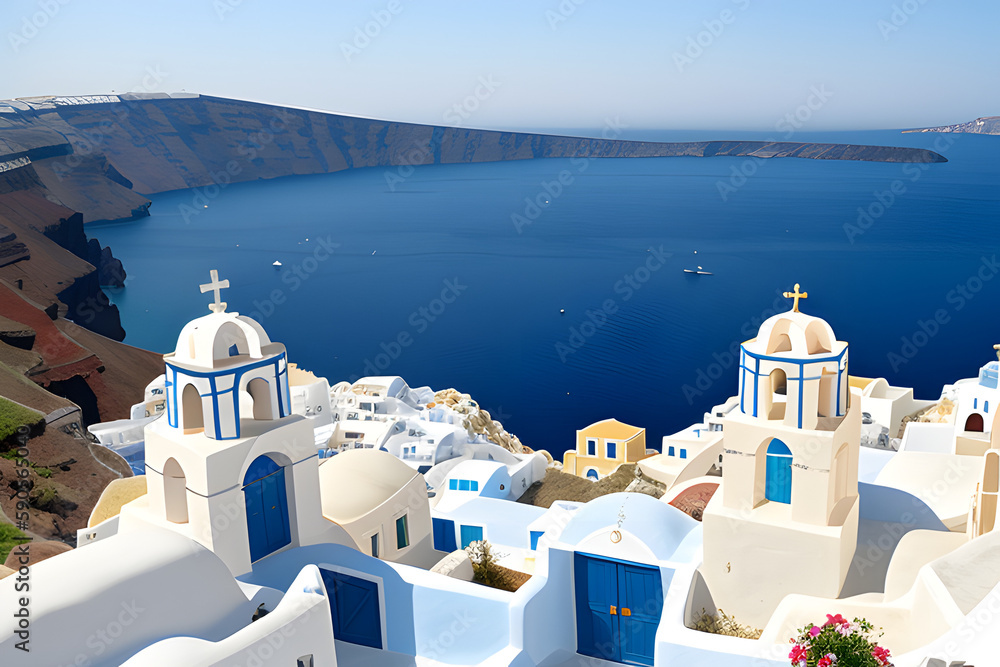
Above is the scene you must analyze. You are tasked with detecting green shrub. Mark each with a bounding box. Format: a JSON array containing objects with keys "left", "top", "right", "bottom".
[
  {"left": 0, "top": 522, "right": 29, "bottom": 564},
  {"left": 2, "top": 449, "right": 51, "bottom": 477},
  {"left": 0, "top": 397, "right": 43, "bottom": 445},
  {"left": 465, "top": 540, "right": 505, "bottom": 588}
]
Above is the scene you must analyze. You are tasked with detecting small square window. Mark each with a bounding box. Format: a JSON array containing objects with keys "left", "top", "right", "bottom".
[
  {"left": 449, "top": 479, "right": 458, "bottom": 490},
  {"left": 471, "top": 481, "right": 479, "bottom": 491},
  {"left": 606, "top": 441, "right": 617, "bottom": 459},
  {"left": 459, "top": 479, "right": 471, "bottom": 491},
  {"left": 680, "top": 449, "right": 687, "bottom": 459},
  {"left": 668, "top": 446, "right": 675, "bottom": 456},
  {"left": 370, "top": 533, "right": 379, "bottom": 558},
  {"left": 586, "top": 438, "right": 597, "bottom": 456}
]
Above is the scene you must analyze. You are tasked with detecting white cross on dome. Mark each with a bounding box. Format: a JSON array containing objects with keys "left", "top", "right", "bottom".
[{"left": 199, "top": 269, "right": 230, "bottom": 313}]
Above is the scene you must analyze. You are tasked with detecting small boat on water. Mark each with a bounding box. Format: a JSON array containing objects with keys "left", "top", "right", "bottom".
[
  {"left": 272, "top": 260, "right": 282, "bottom": 268},
  {"left": 683, "top": 265, "right": 713, "bottom": 276}
]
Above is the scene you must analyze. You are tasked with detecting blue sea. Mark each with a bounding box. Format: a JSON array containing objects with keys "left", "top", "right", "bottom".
[{"left": 91, "top": 129, "right": 1000, "bottom": 456}]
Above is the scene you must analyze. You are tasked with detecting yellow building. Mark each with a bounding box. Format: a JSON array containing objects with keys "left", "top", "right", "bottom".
[{"left": 563, "top": 418, "right": 647, "bottom": 480}]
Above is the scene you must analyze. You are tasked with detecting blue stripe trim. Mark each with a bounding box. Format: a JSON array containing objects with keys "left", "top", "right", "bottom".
[
  {"left": 167, "top": 366, "right": 177, "bottom": 428},
  {"left": 741, "top": 347, "right": 848, "bottom": 365},
  {"left": 836, "top": 364, "right": 843, "bottom": 416},
  {"left": 278, "top": 367, "right": 289, "bottom": 417},
  {"left": 753, "top": 357, "right": 760, "bottom": 417},
  {"left": 232, "top": 375, "right": 241, "bottom": 438},
  {"left": 165, "top": 352, "right": 287, "bottom": 440},
  {"left": 797, "top": 361, "right": 804, "bottom": 429},
  {"left": 165, "top": 352, "right": 285, "bottom": 378},
  {"left": 740, "top": 366, "right": 835, "bottom": 382},
  {"left": 284, "top": 372, "right": 291, "bottom": 417},
  {"left": 210, "top": 375, "right": 223, "bottom": 439},
  {"left": 740, "top": 350, "right": 747, "bottom": 414},
  {"left": 739, "top": 344, "right": 849, "bottom": 429}
]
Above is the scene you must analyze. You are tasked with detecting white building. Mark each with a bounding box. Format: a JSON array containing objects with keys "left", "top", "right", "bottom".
[
  {"left": 105, "top": 271, "right": 354, "bottom": 576},
  {"left": 701, "top": 293, "right": 861, "bottom": 627},
  {"left": 853, "top": 376, "right": 934, "bottom": 447},
  {"left": 897, "top": 350, "right": 1000, "bottom": 457},
  {"left": 318, "top": 448, "right": 440, "bottom": 568},
  {"left": 288, "top": 363, "right": 334, "bottom": 448}
]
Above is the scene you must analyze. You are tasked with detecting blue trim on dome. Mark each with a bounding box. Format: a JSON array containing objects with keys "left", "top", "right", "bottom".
[
  {"left": 738, "top": 345, "right": 849, "bottom": 428},
  {"left": 165, "top": 351, "right": 290, "bottom": 440},
  {"left": 210, "top": 375, "right": 222, "bottom": 439},
  {"left": 753, "top": 357, "right": 760, "bottom": 417},
  {"left": 740, "top": 350, "right": 747, "bottom": 414},
  {"left": 167, "top": 366, "right": 177, "bottom": 428}
]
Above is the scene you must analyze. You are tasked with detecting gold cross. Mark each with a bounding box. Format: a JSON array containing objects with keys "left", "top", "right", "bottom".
[
  {"left": 783, "top": 283, "right": 808, "bottom": 313},
  {"left": 199, "top": 269, "right": 230, "bottom": 313}
]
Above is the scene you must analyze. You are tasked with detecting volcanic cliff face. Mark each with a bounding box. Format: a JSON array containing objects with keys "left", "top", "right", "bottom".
[
  {"left": 903, "top": 116, "right": 1000, "bottom": 135},
  {"left": 0, "top": 199, "right": 161, "bottom": 543},
  {"left": 0, "top": 95, "right": 948, "bottom": 209}
]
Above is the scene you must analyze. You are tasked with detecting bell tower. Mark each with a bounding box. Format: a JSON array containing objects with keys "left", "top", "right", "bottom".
[
  {"left": 121, "top": 271, "right": 343, "bottom": 575},
  {"left": 700, "top": 285, "right": 861, "bottom": 627}
]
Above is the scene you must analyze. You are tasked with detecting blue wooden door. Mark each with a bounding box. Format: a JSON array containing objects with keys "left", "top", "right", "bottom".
[
  {"left": 243, "top": 455, "right": 291, "bottom": 562},
  {"left": 432, "top": 517, "right": 457, "bottom": 552},
  {"left": 320, "top": 569, "right": 383, "bottom": 649},
  {"left": 765, "top": 438, "right": 793, "bottom": 504},
  {"left": 575, "top": 553, "right": 664, "bottom": 666},
  {"left": 575, "top": 553, "right": 621, "bottom": 662},
  {"left": 618, "top": 563, "right": 665, "bottom": 666}
]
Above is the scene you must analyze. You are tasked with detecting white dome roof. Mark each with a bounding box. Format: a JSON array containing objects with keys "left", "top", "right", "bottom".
[
  {"left": 171, "top": 312, "right": 273, "bottom": 369},
  {"left": 747, "top": 310, "right": 839, "bottom": 357},
  {"left": 319, "top": 449, "right": 420, "bottom": 523}
]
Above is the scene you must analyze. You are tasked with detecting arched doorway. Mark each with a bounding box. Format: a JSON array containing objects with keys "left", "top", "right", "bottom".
[
  {"left": 586, "top": 468, "right": 599, "bottom": 481},
  {"left": 765, "top": 439, "right": 793, "bottom": 504},
  {"left": 181, "top": 384, "right": 204, "bottom": 433},
  {"left": 163, "top": 458, "right": 189, "bottom": 524},
  {"left": 966, "top": 413, "right": 985, "bottom": 432},
  {"left": 243, "top": 455, "right": 291, "bottom": 562}
]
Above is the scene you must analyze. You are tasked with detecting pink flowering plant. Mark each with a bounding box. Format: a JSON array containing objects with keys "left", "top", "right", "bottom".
[{"left": 788, "top": 614, "right": 892, "bottom": 667}]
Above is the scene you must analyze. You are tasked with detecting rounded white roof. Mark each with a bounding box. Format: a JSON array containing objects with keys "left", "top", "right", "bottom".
[
  {"left": 319, "top": 449, "right": 420, "bottom": 523},
  {"left": 171, "top": 312, "right": 273, "bottom": 369},
  {"left": 447, "top": 459, "right": 507, "bottom": 481},
  {"left": 745, "top": 310, "right": 840, "bottom": 357}
]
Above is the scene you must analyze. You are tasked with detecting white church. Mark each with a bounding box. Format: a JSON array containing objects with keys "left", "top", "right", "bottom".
[
  {"left": 701, "top": 284, "right": 862, "bottom": 627},
  {"left": 120, "top": 270, "right": 355, "bottom": 575}
]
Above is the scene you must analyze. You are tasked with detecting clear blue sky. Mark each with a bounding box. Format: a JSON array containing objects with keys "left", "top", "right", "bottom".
[{"left": 1, "top": 0, "right": 996, "bottom": 131}]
